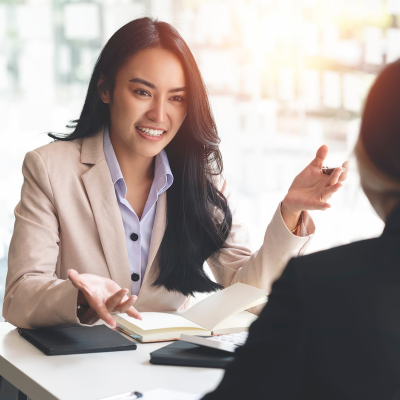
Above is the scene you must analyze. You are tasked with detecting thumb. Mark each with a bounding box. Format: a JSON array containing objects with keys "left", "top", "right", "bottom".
[
  {"left": 68, "top": 269, "right": 90, "bottom": 295},
  {"left": 310, "top": 145, "right": 328, "bottom": 169},
  {"left": 68, "top": 269, "right": 92, "bottom": 298},
  {"left": 68, "top": 269, "right": 80, "bottom": 286}
]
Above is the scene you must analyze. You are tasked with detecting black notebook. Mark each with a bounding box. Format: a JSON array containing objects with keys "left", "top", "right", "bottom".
[
  {"left": 18, "top": 325, "right": 137, "bottom": 356},
  {"left": 150, "top": 340, "right": 235, "bottom": 369}
]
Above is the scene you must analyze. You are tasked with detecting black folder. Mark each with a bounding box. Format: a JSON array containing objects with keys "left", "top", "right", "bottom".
[
  {"left": 150, "top": 340, "right": 235, "bottom": 368},
  {"left": 18, "top": 325, "right": 137, "bottom": 356}
]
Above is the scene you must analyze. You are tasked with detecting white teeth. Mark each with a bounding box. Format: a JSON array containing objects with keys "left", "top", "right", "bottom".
[{"left": 137, "top": 126, "right": 165, "bottom": 137}]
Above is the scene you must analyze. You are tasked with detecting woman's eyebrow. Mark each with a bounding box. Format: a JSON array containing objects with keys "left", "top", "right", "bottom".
[
  {"left": 129, "top": 78, "right": 155, "bottom": 88},
  {"left": 129, "top": 77, "right": 186, "bottom": 93},
  {"left": 169, "top": 86, "right": 186, "bottom": 93}
]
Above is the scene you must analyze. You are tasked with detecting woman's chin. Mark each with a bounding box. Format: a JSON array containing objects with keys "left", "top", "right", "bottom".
[{"left": 132, "top": 142, "right": 165, "bottom": 159}]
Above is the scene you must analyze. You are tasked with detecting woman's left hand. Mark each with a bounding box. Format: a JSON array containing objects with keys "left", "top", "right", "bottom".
[{"left": 281, "top": 145, "right": 348, "bottom": 231}]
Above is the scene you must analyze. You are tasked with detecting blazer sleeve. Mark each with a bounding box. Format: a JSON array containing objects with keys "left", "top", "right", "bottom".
[
  {"left": 3, "top": 151, "right": 81, "bottom": 328},
  {"left": 207, "top": 177, "right": 315, "bottom": 299},
  {"left": 202, "top": 259, "right": 308, "bottom": 400}
]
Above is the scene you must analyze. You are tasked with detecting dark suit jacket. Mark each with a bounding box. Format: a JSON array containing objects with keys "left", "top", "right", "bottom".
[{"left": 203, "top": 204, "right": 400, "bottom": 400}]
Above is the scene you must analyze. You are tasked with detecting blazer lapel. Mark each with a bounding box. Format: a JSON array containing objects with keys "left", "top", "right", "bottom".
[
  {"left": 80, "top": 132, "right": 132, "bottom": 293},
  {"left": 139, "top": 191, "right": 167, "bottom": 293}
]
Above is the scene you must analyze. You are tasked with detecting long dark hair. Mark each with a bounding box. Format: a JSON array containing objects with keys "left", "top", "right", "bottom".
[
  {"left": 360, "top": 59, "right": 400, "bottom": 182},
  {"left": 49, "top": 17, "right": 232, "bottom": 296}
]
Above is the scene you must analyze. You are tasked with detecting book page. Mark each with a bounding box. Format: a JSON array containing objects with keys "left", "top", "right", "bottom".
[
  {"left": 212, "top": 310, "right": 258, "bottom": 334},
  {"left": 115, "top": 312, "right": 206, "bottom": 331},
  {"left": 182, "top": 283, "right": 267, "bottom": 331}
]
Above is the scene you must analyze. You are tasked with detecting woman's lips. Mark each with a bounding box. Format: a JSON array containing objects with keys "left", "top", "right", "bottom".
[{"left": 135, "top": 127, "right": 166, "bottom": 142}]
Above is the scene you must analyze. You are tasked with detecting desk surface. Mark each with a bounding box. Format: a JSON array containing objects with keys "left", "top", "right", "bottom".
[{"left": 0, "top": 323, "right": 223, "bottom": 400}]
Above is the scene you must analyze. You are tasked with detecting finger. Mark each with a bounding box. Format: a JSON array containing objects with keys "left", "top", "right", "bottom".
[
  {"left": 112, "top": 295, "right": 142, "bottom": 320},
  {"left": 126, "top": 306, "right": 142, "bottom": 320},
  {"left": 314, "top": 202, "right": 331, "bottom": 211},
  {"left": 68, "top": 269, "right": 93, "bottom": 297},
  {"left": 325, "top": 167, "right": 343, "bottom": 187},
  {"left": 68, "top": 269, "right": 81, "bottom": 287},
  {"left": 113, "top": 295, "right": 137, "bottom": 312},
  {"left": 309, "top": 145, "right": 328, "bottom": 169},
  {"left": 338, "top": 161, "right": 349, "bottom": 182},
  {"left": 93, "top": 303, "right": 117, "bottom": 327},
  {"left": 105, "top": 289, "right": 129, "bottom": 312},
  {"left": 322, "top": 182, "right": 342, "bottom": 202}
]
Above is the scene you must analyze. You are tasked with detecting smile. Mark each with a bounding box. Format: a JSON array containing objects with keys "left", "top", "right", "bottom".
[{"left": 136, "top": 126, "right": 165, "bottom": 137}]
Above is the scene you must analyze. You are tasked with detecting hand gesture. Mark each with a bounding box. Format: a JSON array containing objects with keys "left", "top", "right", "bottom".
[
  {"left": 68, "top": 269, "right": 142, "bottom": 327},
  {"left": 282, "top": 145, "right": 348, "bottom": 229}
]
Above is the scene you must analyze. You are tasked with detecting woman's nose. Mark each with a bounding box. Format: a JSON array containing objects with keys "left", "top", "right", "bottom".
[{"left": 146, "top": 99, "right": 167, "bottom": 123}]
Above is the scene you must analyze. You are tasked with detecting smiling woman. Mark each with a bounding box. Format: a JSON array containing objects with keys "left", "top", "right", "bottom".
[
  {"left": 98, "top": 48, "right": 188, "bottom": 220},
  {"left": 4, "top": 17, "right": 347, "bottom": 329}
]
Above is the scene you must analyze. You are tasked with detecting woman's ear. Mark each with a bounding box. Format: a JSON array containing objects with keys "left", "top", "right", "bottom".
[{"left": 98, "top": 74, "right": 110, "bottom": 104}]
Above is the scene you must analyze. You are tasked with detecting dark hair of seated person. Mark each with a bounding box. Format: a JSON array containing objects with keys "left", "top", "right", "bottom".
[
  {"left": 360, "top": 59, "right": 400, "bottom": 183},
  {"left": 202, "top": 59, "right": 400, "bottom": 400}
]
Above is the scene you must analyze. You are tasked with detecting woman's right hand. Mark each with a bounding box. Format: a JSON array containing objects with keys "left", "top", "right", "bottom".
[{"left": 68, "top": 269, "right": 142, "bottom": 327}]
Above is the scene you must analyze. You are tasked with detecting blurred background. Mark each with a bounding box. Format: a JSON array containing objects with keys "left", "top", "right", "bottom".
[{"left": 1, "top": 0, "right": 399, "bottom": 312}]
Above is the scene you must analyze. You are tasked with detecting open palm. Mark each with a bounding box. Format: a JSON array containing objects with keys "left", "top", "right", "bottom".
[
  {"left": 68, "top": 269, "right": 142, "bottom": 327},
  {"left": 284, "top": 145, "right": 348, "bottom": 212}
]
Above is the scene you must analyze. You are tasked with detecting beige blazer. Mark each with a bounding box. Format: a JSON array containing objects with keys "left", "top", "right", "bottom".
[{"left": 4, "top": 130, "right": 315, "bottom": 329}]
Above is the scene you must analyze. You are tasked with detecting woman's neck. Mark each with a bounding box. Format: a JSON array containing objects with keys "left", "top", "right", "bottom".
[{"left": 109, "top": 130, "right": 154, "bottom": 186}]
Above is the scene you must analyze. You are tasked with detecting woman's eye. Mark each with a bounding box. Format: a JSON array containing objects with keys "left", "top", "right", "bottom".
[
  {"left": 134, "top": 89, "right": 151, "bottom": 97},
  {"left": 170, "top": 96, "right": 184, "bottom": 102}
]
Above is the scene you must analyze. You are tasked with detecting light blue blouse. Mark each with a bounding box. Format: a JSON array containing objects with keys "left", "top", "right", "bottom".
[{"left": 103, "top": 127, "right": 173, "bottom": 295}]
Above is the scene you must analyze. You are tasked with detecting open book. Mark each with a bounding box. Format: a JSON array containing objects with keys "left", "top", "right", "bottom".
[{"left": 114, "top": 282, "right": 268, "bottom": 343}]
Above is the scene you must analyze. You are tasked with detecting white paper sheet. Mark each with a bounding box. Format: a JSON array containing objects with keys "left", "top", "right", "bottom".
[
  {"left": 116, "top": 312, "right": 205, "bottom": 331},
  {"left": 182, "top": 282, "right": 267, "bottom": 331}
]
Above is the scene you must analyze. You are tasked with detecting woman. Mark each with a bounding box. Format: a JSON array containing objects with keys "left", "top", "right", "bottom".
[
  {"left": 3, "top": 18, "right": 347, "bottom": 329},
  {"left": 203, "top": 59, "right": 400, "bottom": 400}
]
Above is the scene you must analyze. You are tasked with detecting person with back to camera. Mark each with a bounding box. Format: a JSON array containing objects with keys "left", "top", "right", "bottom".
[
  {"left": 203, "top": 59, "right": 400, "bottom": 400},
  {"left": 3, "top": 18, "right": 347, "bottom": 329}
]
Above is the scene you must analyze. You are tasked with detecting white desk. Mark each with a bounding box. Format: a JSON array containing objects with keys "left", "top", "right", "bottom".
[{"left": 0, "top": 323, "right": 224, "bottom": 400}]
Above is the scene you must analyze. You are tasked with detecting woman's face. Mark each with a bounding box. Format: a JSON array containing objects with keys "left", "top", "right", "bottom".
[{"left": 100, "top": 47, "right": 188, "bottom": 158}]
